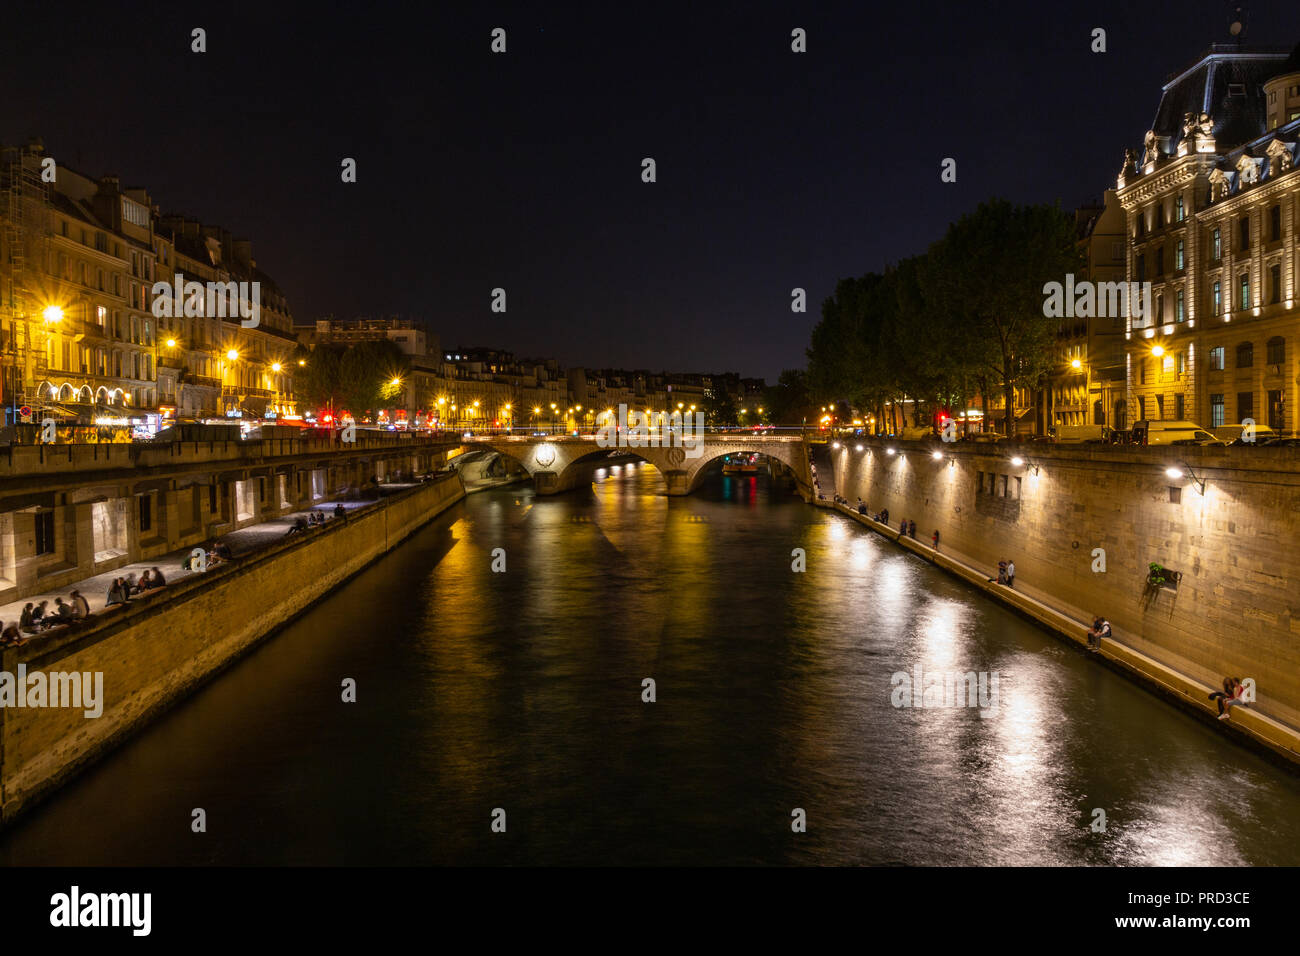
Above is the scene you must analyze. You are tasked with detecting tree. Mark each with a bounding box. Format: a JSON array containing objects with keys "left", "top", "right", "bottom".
[
  {"left": 925, "top": 199, "right": 1082, "bottom": 435},
  {"left": 295, "top": 340, "right": 410, "bottom": 421},
  {"left": 703, "top": 389, "right": 739, "bottom": 427},
  {"left": 763, "top": 368, "right": 810, "bottom": 425}
]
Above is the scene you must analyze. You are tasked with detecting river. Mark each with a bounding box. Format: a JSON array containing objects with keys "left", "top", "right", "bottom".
[{"left": 3, "top": 460, "right": 1298, "bottom": 865}]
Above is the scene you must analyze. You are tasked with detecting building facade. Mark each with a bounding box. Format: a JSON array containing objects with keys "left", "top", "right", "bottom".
[
  {"left": 1117, "top": 41, "right": 1300, "bottom": 432},
  {"left": 1, "top": 139, "right": 298, "bottom": 431}
]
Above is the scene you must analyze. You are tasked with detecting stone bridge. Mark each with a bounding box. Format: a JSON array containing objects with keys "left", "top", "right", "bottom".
[{"left": 459, "top": 434, "right": 813, "bottom": 496}]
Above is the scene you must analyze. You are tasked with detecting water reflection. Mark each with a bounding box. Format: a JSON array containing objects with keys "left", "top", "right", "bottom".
[{"left": 2, "top": 460, "right": 1298, "bottom": 865}]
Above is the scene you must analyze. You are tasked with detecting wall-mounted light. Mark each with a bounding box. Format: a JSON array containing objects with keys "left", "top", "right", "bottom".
[
  {"left": 886, "top": 447, "right": 896, "bottom": 456},
  {"left": 855, "top": 444, "right": 863, "bottom": 452},
  {"left": 1165, "top": 462, "right": 1205, "bottom": 495},
  {"left": 931, "top": 451, "right": 943, "bottom": 461}
]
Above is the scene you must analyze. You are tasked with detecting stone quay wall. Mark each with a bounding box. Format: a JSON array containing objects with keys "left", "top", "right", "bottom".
[
  {"left": 0, "top": 473, "right": 465, "bottom": 826},
  {"left": 825, "top": 439, "right": 1300, "bottom": 738}
]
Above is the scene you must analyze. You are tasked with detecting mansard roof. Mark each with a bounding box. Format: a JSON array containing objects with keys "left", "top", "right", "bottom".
[{"left": 1152, "top": 45, "right": 1291, "bottom": 151}]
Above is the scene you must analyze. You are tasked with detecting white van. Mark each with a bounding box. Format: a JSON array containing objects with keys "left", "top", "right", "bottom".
[
  {"left": 1055, "top": 424, "right": 1115, "bottom": 443},
  {"left": 1131, "top": 420, "right": 1224, "bottom": 446}
]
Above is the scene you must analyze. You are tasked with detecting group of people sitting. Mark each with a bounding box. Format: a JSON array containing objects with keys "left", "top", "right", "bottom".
[
  {"left": 106, "top": 567, "right": 166, "bottom": 607},
  {"left": 286, "top": 505, "right": 347, "bottom": 536},
  {"left": 181, "top": 541, "right": 233, "bottom": 570},
  {"left": 2, "top": 590, "right": 93, "bottom": 646}
]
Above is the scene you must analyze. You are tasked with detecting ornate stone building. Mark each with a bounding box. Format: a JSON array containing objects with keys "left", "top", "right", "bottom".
[
  {"left": 1117, "top": 41, "right": 1300, "bottom": 432},
  {"left": 1, "top": 138, "right": 298, "bottom": 429}
]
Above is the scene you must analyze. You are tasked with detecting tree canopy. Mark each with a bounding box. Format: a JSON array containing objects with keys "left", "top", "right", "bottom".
[{"left": 805, "top": 199, "right": 1082, "bottom": 434}]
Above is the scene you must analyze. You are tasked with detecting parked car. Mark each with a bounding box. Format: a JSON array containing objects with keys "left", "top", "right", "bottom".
[
  {"left": 1213, "top": 423, "right": 1279, "bottom": 445},
  {"left": 1131, "top": 420, "right": 1225, "bottom": 446}
]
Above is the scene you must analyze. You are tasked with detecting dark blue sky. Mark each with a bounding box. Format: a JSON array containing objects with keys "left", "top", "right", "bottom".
[{"left": 5, "top": 1, "right": 1300, "bottom": 381}]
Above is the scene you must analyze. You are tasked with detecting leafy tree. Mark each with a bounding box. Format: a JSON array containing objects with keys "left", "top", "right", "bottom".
[
  {"left": 295, "top": 340, "right": 410, "bottom": 421},
  {"left": 703, "top": 389, "right": 739, "bottom": 427},
  {"left": 763, "top": 368, "right": 811, "bottom": 425},
  {"left": 925, "top": 199, "right": 1082, "bottom": 435}
]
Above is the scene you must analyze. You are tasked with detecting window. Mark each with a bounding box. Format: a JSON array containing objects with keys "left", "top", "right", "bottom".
[
  {"left": 1155, "top": 204, "right": 1165, "bottom": 228},
  {"left": 139, "top": 494, "right": 152, "bottom": 532},
  {"left": 1136, "top": 254, "right": 1146, "bottom": 282},
  {"left": 1156, "top": 293, "right": 1164, "bottom": 323},
  {"left": 1213, "top": 281, "right": 1222, "bottom": 315},
  {"left": 1156, "top": 394, "right": 1165, "bottom": 419},
  {"left": 209, "top": 484, "right": 217, "bottom": 513},
  {"left": 1175, "top": 196, "right": 1185, "bottom": 222},
  {"left": 1211, "top": 394, "right": 1225, "bottom": 427},
  {"left": 35, "top": 510, "right": 56, "bottom": 555},
  {"left": 1267, "top": 336, "right": 1285, "bottom": 365},
  {"left": 1140, "top": 360, "right": 1147, "bottom": 384},
  {"left": 1237, "top": 342, "right": 1253, "bottom": 368},
  {"left": 1239, "top": 216, "right": 1250, "bottom": 250},
  {"left": 1239, "top": 273, "right": 1250, "bottom": 311},
  {"left": 1156, "top": 248, "right": 1165, "bottom": 277},
  {"left": 1175, "top": 394, "right": 1185, "bottom": 419},
  {"left": 1175, "top": 239, "right": 1184, "bottom": 270},
  {"left": 1268, "top": 389, "right": 1284, "bottom": 430},
  {"left": 1271, "top": 204, "right": 1282, "bottom": 242},
  {"left": 1272, "top": 264, "right": 1283, "bottom": 304},
  {"left": 1238, "top": 392, "right": 1254, "bottom": 423},
  {"left": 1212, "top": 228, "right": 1222, "bottom": 260},
  {"left": 1176, "top": 289, "right": 1185, "bottom": 323}
]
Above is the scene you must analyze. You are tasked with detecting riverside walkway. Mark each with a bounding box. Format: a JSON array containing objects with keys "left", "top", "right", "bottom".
[
  {"left": 0, "top": 489, "right": 416, "bottom": 640},
  {"left": 819, "top": 499, "right": 1300, "bottom": 766}
]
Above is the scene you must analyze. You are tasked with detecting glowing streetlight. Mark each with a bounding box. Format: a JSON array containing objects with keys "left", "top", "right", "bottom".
[
  {"left": 42, "top": 305, "right": 63, "bottom": 324},
  {"left": 166, "top": 338, "right": 177, "bottom": 348},
  {"left": 390, "top": 377, "right": 402, "bottom": 387},
  {"left": 226, "top": 349, "right": 239, "bottom": 361},
  {"left": 271, "top": 362, "right": 282, "bottom": 372},
  {"left": 1070, "top": 358, "right": 1082, "bottom": 370},
  {"left": 298, "top": 358, "right": 306, "bottom": 366},
  {"left": 1150, "top": 345, "right": 1165, "bottom": 358}
]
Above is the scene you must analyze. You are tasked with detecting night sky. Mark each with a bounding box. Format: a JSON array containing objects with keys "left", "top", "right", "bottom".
[{"left": 5, "top": 1, "right": 1300, "bottom": 381}]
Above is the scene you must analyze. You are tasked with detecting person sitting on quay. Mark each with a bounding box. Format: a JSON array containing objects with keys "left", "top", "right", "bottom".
[
  {"left": 19, "top": 602, "right": 39, "bottom": 635},
  {"left": 213, "top": 541, "right": 233, "bottom": 562},
  {"left": 334, "top": 502, "right": 346, "bottom": 520},
  {"left": 1086, "top": 615, "right": 1111, "bottom": 653},
  {"left": 286, "top": 515, "right": 309, "bottom": 536},
  {"left": 46, "top": 597, "right": 75, "bottom": 627},
  {"left": 931, "top": 529, "right": 940, "bottom": 550},
  {"left": 123, "top": 572, "right": 140, "bottom": 595},
  {"left": 138, "top": 569, "right": 154, "bottom": 590},
  {"left": 1, "top": 620, "right": 27, "bottom": 648},
  {"left": 146, "top": 567, "right": 166, "bottom": 589},
  {"left": 30, "top": 600, "right": 49, "bottom": 629},
  {"left": 70, "top": 589, "right": 91, "bottom": 619},
  {"left": 1214, "top": 677, "right": 1249, "bottom": 721},
  {"left": 857, "top": 498, "right": 868, "bottom": 516},
  {"left": 106, "top": 578, "right": 129, "bottom": 607}
]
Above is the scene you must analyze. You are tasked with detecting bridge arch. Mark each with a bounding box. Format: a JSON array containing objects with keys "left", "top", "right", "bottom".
[{"left": 461, "top": 435, "right": 812, "bottom": 497}]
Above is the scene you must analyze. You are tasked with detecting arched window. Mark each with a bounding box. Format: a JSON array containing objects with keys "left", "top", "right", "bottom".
[
  {"left": 1266, "top": 336, "right": 1285, "bottom": 365},
  {"left": 1236, "top": 342, "right": 1254, "bottom": 368}
]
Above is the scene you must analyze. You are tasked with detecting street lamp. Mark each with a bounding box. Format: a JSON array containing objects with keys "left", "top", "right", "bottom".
[
  {"left": 227, "top": 349, "right": 239, "bottom": 361},
  {"left": 42, "top": 305, "right": 63, "bottom": 324},
  {"left": 166, "top": 338, "right": 177, "bottom": 349}
]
